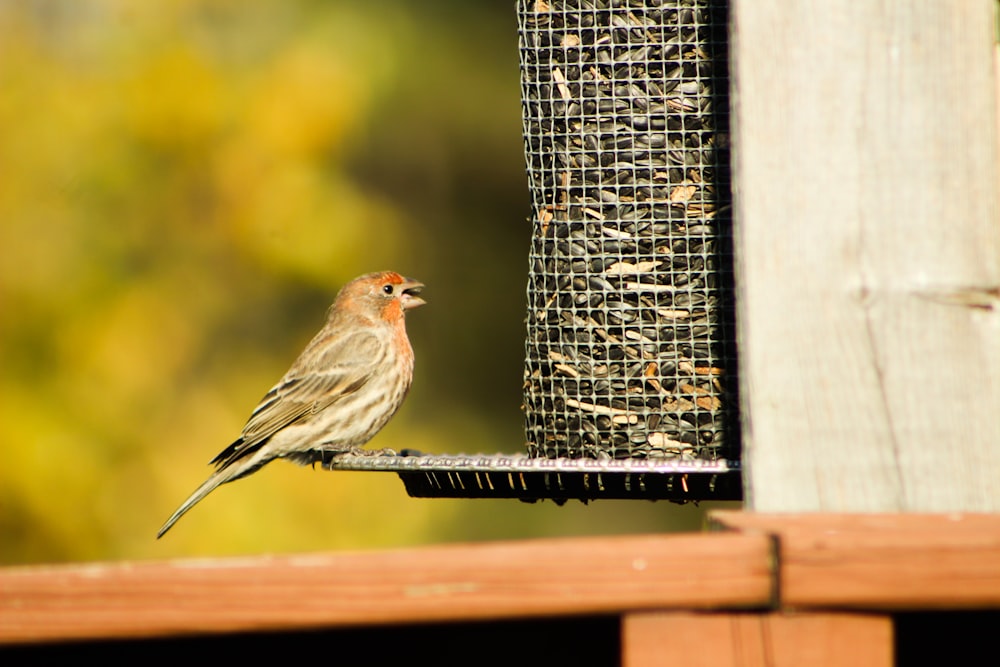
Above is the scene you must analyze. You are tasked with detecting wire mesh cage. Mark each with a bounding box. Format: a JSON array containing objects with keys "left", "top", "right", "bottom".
[{"left": 518, "top": 0, "right": 736, "bottom": 463}]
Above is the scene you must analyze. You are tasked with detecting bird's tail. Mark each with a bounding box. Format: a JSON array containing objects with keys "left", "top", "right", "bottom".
[{"left": 156, "top": 453, "right": 265, "bottom": 539}]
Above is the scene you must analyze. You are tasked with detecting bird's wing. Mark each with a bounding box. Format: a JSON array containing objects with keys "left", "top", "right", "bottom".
[{"left": 210, "top": 328, "right": 382, "bottom": 469}]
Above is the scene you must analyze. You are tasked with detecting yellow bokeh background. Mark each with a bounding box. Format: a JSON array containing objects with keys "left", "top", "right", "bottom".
[{"left": 0, "top": 0, "right": 731, "bottom": 565}]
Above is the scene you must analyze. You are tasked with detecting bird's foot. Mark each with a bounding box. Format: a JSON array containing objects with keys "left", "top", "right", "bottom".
[
  {"left": 318, "top": 446, "right": 399, "bottom": 462},
  {"left": 361, "top": 446, "right": 397, "bottom": 457},
  {"left": 335, "top": 446, "right": 398, "bottom": 457}
]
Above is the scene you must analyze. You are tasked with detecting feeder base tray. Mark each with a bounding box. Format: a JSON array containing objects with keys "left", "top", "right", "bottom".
[{"left": 322, "top": 452, "right": 741, "bottom": 503}]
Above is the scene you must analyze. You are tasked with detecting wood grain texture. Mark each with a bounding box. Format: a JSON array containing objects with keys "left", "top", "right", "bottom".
[
  {"left": 622, "top": 611, "right": 892, "bottom": 667},
  {"left": 730, "top": 0, "right": 1000, "bottom": 511},
  {"left": 0, "top": 533, "right": 773, "bottom": 644},
  {"left": 711, "top": 511, "right": 1000, "bottom": 609}
]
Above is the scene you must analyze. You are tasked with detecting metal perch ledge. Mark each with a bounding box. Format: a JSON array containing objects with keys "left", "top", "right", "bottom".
[{"left": 324, "top": 451, "right": 741, "bottom": 502}]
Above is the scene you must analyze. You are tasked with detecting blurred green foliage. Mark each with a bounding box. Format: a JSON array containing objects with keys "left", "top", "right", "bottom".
[{"left": 0, "top": 0, "right": 731, "bottom": 565}]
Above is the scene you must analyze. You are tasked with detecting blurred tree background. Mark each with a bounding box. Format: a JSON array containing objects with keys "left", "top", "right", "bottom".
[{"left": 0, "top": 0, "right": 732, "bottom": 565}]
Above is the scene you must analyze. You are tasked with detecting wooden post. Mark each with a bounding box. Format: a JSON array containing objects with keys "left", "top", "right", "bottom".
[
  {"left": 622, "top": 611, "right": 893, "bottom": 667},
  {"left": 729, "top": 0, "right": 1000, "bottom": 511}
]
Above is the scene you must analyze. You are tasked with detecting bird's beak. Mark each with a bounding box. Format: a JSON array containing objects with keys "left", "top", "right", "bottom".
[{"left": 399, "top": 279, "right": 426, "bottom": 310}]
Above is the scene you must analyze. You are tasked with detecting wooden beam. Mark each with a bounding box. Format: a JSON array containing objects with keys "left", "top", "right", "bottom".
[
  {"left": 711, "top": 512, "right": 1000, "bottom": 609},
  {"left": 622, "top": 611, "right": 893, "bottom": 667},
  {"left": 0, "top": 533, "right": 773, "bottom": 644},
  {"left": 729, "top": 1, "right": 1000, "bottom": 511}
]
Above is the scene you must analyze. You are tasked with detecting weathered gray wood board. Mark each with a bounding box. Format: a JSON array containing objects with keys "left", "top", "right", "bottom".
[{"left": 729, "top": 0, "right": 1000, "bottom": 511}]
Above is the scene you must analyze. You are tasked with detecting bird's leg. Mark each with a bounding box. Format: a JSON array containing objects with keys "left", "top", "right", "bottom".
[{"left": 315, "top": 448, "right": 354, "bottom": 467}]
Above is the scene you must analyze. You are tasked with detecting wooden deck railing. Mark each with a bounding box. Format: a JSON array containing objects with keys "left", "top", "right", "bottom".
[{"left": 3, "top": 511, "right": 999, "bottom": 666}]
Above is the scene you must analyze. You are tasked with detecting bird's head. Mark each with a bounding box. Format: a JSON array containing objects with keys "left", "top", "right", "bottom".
[{"left": 334, "top": 271, "right": 426, "bottom": 323}]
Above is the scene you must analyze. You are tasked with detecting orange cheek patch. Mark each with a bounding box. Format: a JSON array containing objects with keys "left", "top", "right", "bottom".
[{"left": 381, "top": 300, "right": 403, "bottom": 321}]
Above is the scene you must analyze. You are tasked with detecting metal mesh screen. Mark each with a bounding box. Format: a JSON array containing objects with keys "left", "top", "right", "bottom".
[{"left": 519, "top": 0, "right": 735, "bottom": 463}]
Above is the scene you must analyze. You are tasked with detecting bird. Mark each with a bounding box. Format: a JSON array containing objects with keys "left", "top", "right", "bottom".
[{"left": 157, "top": 271, "right": 425, "bottom": 538}]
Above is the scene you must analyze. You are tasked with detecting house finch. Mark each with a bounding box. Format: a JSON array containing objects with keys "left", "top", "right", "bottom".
[{"left": 157, "top": 271, "right": 425, "bottom": 538}]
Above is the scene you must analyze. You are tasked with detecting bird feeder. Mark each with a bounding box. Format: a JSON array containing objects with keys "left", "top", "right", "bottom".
[{"left": 328, "top": 0, "right": 740, "bottom": 503}]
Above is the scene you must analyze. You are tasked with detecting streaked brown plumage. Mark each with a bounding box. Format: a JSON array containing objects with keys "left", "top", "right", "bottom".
[{"left": 157, "top": 271, "right": 425, "bottom": 538}]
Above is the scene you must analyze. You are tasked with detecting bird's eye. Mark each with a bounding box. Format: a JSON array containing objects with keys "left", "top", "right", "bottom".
[{"left": 382, "top": 284, "right": 394, "bottom": 295}]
